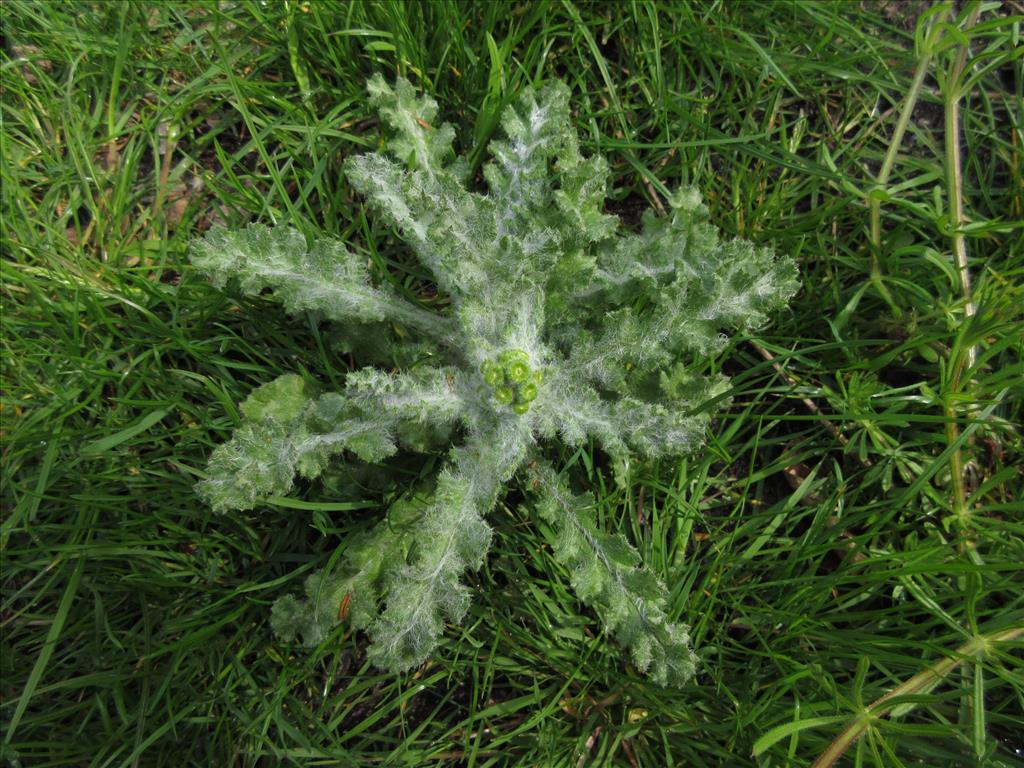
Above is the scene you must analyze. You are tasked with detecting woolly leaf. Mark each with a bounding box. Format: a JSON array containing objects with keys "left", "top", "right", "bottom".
[
  {"left": 368, "top": 421, "right": 529, "bottom": 671},
  {"left": 366, "top": 73, "right": 457, "bottom": 174},
  {"left": 191, "top": 224, "right": 451, "bottom": 339},
  {"left": 271, "top": 517, "right": 416, "bottom": 646},
  {"left": 240, "top": 373, "right": 310, "bottom": 423},
  {"left": 527, "top": 461, "right": 699, "bottom": 688},
  {"left": 197, "top": 387, "right": 399, "bottom": 513}
]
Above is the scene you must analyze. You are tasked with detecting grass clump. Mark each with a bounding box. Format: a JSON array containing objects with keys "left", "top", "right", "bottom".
[{"left": 2, "top": 1, "right": 1021, "bottom": 766}]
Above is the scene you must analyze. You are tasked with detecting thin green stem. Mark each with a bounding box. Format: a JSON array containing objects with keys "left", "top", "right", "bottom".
[
  {"left": 868, "top": 5, "right": 950, "bottom": 319},
  {"left": 811, "top": 626, "right": 1024, "bottom": 768},
  {"left": 942, "top": 1, "right": 983, "bottom": 527},
  {"left": 944, "top": 2, "right": 982, "bottom": 370}
]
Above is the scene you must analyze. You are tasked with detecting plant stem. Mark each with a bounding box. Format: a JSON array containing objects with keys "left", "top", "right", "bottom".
[
  {"left": 944, "top": 2, "right": 982, "bottom": 370},
  {"left": 811, "top": 625, "right": 1024, "bottom": 768},
  {"left": 942, "top": 1, "right": 983, "bottom": 527},
  {"left": 868, "top": 5, "right": 949, "bottom": 319}
]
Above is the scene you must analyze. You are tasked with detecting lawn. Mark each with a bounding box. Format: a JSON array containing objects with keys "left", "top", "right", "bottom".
[{"left": 1, "top": 1, "right": 1022, "bottom": 766}]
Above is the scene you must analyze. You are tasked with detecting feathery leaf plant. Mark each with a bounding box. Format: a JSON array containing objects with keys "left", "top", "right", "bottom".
[{"left": 190, "top": 75, "right": 798, "bottom": 686}]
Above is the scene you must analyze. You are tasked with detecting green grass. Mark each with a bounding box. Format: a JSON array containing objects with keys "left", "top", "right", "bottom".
[{"left": 2, "top": 1, "right": 1022, "bottom": 765}]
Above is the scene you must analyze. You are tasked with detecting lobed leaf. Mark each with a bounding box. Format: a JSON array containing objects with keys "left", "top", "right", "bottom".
[
  {"left": 527, "top": 461, "right": 699, "bottom": 688},
  {"left": 368, "top": 420, "right": 530, "bottom": 671},
  {"left": 191, "top": 224, "right": 451, "bottom": 339}
]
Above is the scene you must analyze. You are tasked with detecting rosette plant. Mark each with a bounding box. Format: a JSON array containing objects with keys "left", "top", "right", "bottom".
[{"left": 190, "top": 75, "right": 798, "bottom": 687}]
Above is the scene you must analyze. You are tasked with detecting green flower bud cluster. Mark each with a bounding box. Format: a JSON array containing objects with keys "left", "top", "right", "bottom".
[{"left": 481, "top": 350, "right": 543, "bottom": 415}]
